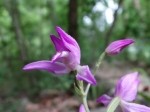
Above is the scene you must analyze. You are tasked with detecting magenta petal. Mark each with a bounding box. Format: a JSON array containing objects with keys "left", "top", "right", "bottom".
[
  {"left": 56, "top": 26, "right": 79, "bottom": 49},
  {"left": 76, "top": 65, "right": 97, "bottom": 85},
  {"left": 97, "top": 94, "right": 112, "bottom": 106},
  {"left": 23, "top": 60, "right": 71, "bottom": 75},
  {"left": 50, "top": 35, "right": 68, "bottom": 51},
  {"left": 79, "top": 104, "right": 86, "bottom": 112},
  {"left": 121, "top": 101, "right": 150, "bottom": 112},
  {"left": 56, "top": 26, "right": 81, "bottom": 64},
  {"left": 115, "top": 72, "right": 140, "bottom": 101},
  {"left": 105, "top": 38, "right": 134, "bottom": 55}
]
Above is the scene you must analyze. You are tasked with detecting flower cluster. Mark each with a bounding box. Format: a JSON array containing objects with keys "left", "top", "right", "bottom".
[{"left": 23, "top": 26, "right": 150, "bottom": 112}]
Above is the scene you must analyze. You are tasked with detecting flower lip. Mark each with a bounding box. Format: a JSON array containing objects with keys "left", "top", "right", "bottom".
[{"left": 105, "top": 38, "right": 134, "bottom": 55}]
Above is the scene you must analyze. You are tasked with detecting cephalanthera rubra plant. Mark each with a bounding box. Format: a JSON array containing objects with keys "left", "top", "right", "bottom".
[{"left": 23, "top": 26, "right": 150, "bottom": 112}]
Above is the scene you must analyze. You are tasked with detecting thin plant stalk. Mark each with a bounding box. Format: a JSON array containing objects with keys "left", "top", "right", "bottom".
[{"left": 81, "top": 52, "right": 106, "bottom": 112}]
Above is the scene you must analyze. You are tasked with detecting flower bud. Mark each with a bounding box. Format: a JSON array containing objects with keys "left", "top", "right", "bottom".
[{"left": 105, "top": 39, "right": 134, "bottom": 55}]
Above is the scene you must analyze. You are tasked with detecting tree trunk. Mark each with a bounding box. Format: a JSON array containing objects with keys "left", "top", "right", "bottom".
[{"left": 68, "top": 0, "right": 78, "bottom": 40}]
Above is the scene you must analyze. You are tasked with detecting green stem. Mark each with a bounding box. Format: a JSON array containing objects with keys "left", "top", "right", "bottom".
[
  {"left": 82, "top": 52, "right": 106, "bottom": 112},
  {"left": 83, "top": 83, "right": 91, "bottom": 112},
  {"left": 95, "top": 52, "right": 106, "bottom": 72},
  {"left": 85, "top": 84, "right": 91, "bottom": 95},
  {"left": 83, "top": 95, "right": 90, "bottom": 112}
]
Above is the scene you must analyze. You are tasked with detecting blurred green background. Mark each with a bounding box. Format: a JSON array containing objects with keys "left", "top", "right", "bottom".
[{"left": 0, "top": 0, "right": 150, "bottom": 111}]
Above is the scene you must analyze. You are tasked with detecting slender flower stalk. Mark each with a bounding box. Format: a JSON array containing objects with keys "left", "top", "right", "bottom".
[
  {"left": 80, "top": 38, "right": 134, "bottom": 112},
  {"left": 83, "top": 96, "right": 90, "bottom": 112},
  {"left": 80, "top": 52, "right": 106, "bottom": 112},
  {"left": 82, "top": 83, "right": 91, "bottom": 112},
  {"left": 75, "top": 79, "right": 90, "bottom": 112}
]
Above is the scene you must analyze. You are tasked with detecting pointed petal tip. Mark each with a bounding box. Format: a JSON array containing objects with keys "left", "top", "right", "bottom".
[
  {"left": 126, "top": 72, "right": 139, "bottom": 80},
  {"left": 76, "top": 65, "right": 97, "bottom": 85},
  {"left": 22, "top": 64, "right": 34, "bottom": 71},
  {"left": 55, "top": 26, "right": 62, "bottom": 32},
  {"left": 119, "top": 38, "right": 135, "bottom": 44},
  {"left": 22, "top": 66, "right": 27, "bottom": 71},
  {"left": 91, "top": 79, "right": 97, "bottom": 86},
  {"left": 128, "top": 38, "right": 134, "bottom": 42},
  {"left": 50, "top": 34, "right": 68, "bottom": 51},
  {"left": 124, "top": 38, "right": 134, "bottom": 42},
  {"left": 92, "top": 81, "right": 97, "bottom": 86},
  {"left": 50, "top": 35, "right": 57, "bottom": 41},
  {"left": 55, "top": 26, "right": 60, "bottom": 29},
  {"left": 131, "top": 39, "right": 134, "bottom": 43},
  {"left": 50, "top": 34, "right": 55, "bottom": 38},
  {"left": 22, "top": 61, "right": 50, "bottom": 71},
  {"left": 76, "top": 75, "right": 97, "bottom": 86},
  {"left": 126, "top": 39, "right": 135, "bottom": 45},
  {"left": 50, "top": 35, "right": 56, "bottom": 43}
]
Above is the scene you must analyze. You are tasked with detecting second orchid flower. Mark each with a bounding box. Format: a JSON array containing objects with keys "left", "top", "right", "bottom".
[{"left": 97, "top": 72, "right": 150, "bottom": 112}]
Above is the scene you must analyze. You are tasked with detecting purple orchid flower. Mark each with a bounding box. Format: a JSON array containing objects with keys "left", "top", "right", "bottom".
[
  {"left": 97, "top": 72, "right": 150, "bottom": 112},
  {"left": 23, "top": 26, "right": 96, "bottom": 85},
  {"left": 105, "top": 39, "right": 134, "bottom": 55},
  {"left": 79, "top": 104, "right": 85, "bottom": 112}
]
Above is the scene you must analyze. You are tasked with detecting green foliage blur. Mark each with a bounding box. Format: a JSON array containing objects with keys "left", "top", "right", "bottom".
[{"left": 0, "top": 0, "right": 150, "bottom": 111}]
